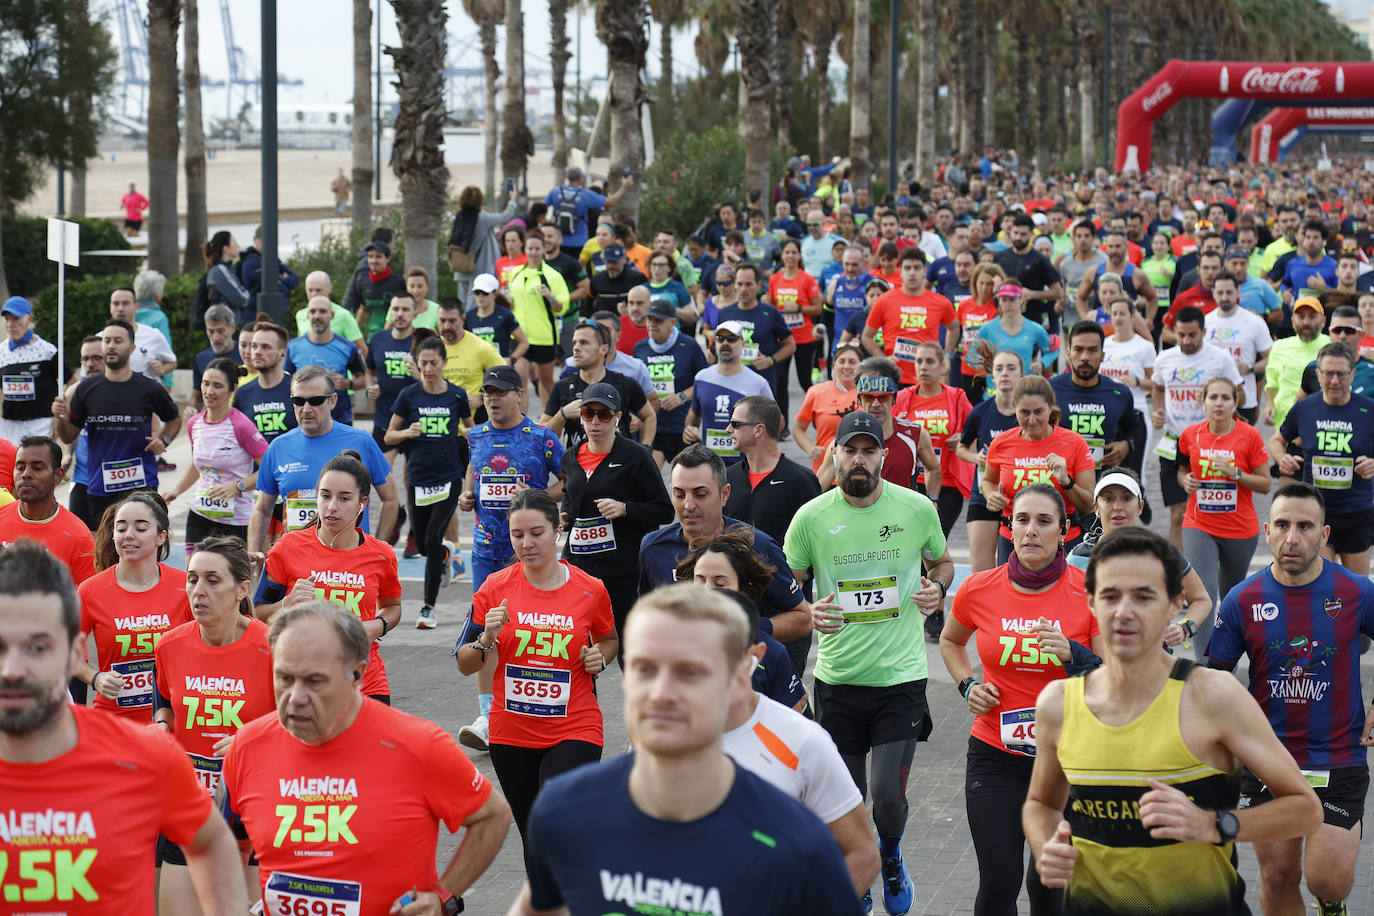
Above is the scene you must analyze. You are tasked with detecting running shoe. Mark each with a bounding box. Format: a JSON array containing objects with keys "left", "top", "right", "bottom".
[
  {"left": 448, "top": 540, "right": 467, "bottom": 582},
  {"left": 156, "top": 457, "right": 176, "bottom": 472},
  {"left": 415, "top": 605, "right": 438, "bottom": 629},
  {"left": 1317, "top": 901, "right": 1349, "bottom": 916},
  {"left": 862, "top": 890, "right": 873, "bottom": 914},
  {"left": 458, "top": 715, "right": 489, "bottom": 752},
  {"left": 403, "top": 531, "right": 421, "bottom": 559},
  {"left": 384, "top": 507, "right": 406, "bottom": 546},
  {"left": 812, "top": 367, "right": 824, "bottom": 385},
  {"left": 881, "top": 851, "right": 913, "bottom": 916}
]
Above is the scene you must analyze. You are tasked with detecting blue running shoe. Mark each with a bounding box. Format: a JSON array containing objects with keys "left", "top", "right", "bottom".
[
  {"left": 881, "top": 852, "right": 912, "bottom": 915},
  {"left": 862, "top": 890, "right": 873, "bottom": 914}
]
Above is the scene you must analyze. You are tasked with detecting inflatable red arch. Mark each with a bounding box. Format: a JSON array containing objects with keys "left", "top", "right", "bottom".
[
  {"left": 1250, "top": 107, "right": 1374, "bottom": 163},
  {"left": 1116, "top": 60, "right": 1374, "bottom": 172}
]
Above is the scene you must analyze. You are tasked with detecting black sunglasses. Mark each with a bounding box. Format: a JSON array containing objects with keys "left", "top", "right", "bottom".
[
  {"left": 1329, "top": 325, "right": 1362, "bottom": 335},
  {"left": 726, "top": 419, "right": 756, "bottom": 429},
  {"left": 290, "top": 394, "right": 332, "bottom": 407}
]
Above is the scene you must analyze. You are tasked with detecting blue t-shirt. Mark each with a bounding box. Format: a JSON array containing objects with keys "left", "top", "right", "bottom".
[
  {"left": 468, "top": 417, "right": 564, "bottom": 561},
  {"left": 193, "top": 344, "right": 241, "bottom": 391},
  {"left": 1238, "top": 276, "right": 1282, "bottom": 317},
  {"left": 1210, "top": 562, "right": 1374, "bottom": 769},
  {"left": 975, "top": 319, "right": 1056, "bottom": 376},
  {"left": 756, "top": 633, "right": 806, "bottom": 709},
  {"left": 542, "top": 184, "right": 606, "bottom": 248},
  {"left": 463, "top": 307, "right": 520, "bottom": 358},
  {"left": 927, "top": 256, "right": 957, "bottom": 290},
  {"left": 1278, "top": 392, "right": 1374, "bottom": 515},
  {"left": 829, "top": 273, "right": 874, "bottom": 354},
  {"left": 231, "top": 373, "right": 297, "bottom": 442},
  {"left": 388, "top": 382, "right": 471, "bottom": 488},
  {"left": 1281, "top": 255, "right": 1338, "bottom": 295},
  {"left": 959, "top": 396, "right": 1019, "bottom": 505},
  {"left": 634, "top": 333, "right": 709, "bottom": 435},
  {"left": 1049, "top": 374, "right": 1140, "bottom": 466},
  {"left": 715, "top": 303, "right": 792, "bottom": 391},
  {"left": 646, "top": 279, "right": 691, "bottom": 311},
  {"left": 688, "top": 365, "right": 772, "bottom": 464},
  {"left": 638, "top": 518, "right": 802, "bottom": 621},
  {"left": 364, "top": 330, "right": 415, "bottom": 427},
  {"left": 257, "top": 423, "right": 391, "bottom": 529},
  {"left": 286, "top": 335, "right": 367, "bottom": 423},
  {"left": 525, "top": 754, "right": 861, "bottom": 916}
]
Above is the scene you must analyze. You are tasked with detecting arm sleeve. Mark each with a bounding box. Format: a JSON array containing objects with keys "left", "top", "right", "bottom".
[
  {"left": 256, "top": 443, "right": 280, "bottom": 497},
  {"left": 342, "top": 272, "right": 363, "bottom": 312},
  {"left": 209, "top": 265, "right": 251, "bottom": 308},
  {"left": 67, "top": 380, "right": 89, "bottom": 429},
  {"left": 362, "top": 436, "right": 391, "bottom": 486},
  {"left": 1278, "top": 407, "right": 1298, "bottom": 443},
  {"left": 623, "top": 449, "right": 674, "bottom": 528},
  {"left": 1205, "top": 594, "right": 1244, "bottom": 668},
  {"left": 338, "top": 309, "right": 364, "bottom": 340},
  {"left": 865, "top": 299, "right": 885, "bottom": 330},
  {"left": 771, "top": 310, "right": 792, "bottom": 346},
  {"left": 798, "top": 728, "right": 865, "bottom": 825}
]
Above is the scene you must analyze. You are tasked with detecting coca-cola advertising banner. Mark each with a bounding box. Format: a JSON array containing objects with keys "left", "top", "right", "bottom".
[
  {"left": 1116, "top": 60, "right": 1374, "bottom": 171},
  {"left": 1249, "top": 107, "right": 1374, "bottom": 163}
]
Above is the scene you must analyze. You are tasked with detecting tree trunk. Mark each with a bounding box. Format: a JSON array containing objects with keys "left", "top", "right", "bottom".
[
  {"left": 389, "top": 0, "right": 450, "bottom": 286},
  {"left": 1034, "top": 32, "right": 1052, "bottom": 173},
  {"left": 738, "top": 0, "right": 777, "bottom": 203},
  {"left": 480, "top": 22, "right": 499, "bottom": 203},
  {"left": 980, "top": 21, "right": 995, "bottom": 147},
  {"left": 815, "top": 29, "right": 833, "bottom": 159},
  {"left": 71, "top": 168, "right": 87, "bottom": 216},
  {"left": 915, "top": 0, "right": 936, "bottom": 178},
  {"left": 0, "top": 135, "right": 8, "bottom": 299},
  {"left": 182, "top": 0, "right": 207, "bottom": 274},
  {"left": 1012, "top": 43, "right": 1028, "bottom": 155},
  {"left": 659, "top": 18, "right": 673, "bottom": 110},
  {"left": 549, "top": 0, "right": 571, "bottom": 176},
  {"left": 69, "top": 0, "right": 92, "bottom": 217},
  {"left": 958, "top": 0, "right": 978, "bottom": 153},
  {"left": 1078, "top": 57, "right": 1095, "bottom": 170},
  {"left": 146, "top": 0, "right": 181, "bottom": 275},
  {"left": 597, "top": 0, "right": 648, "bottom": 222},
  {"left": 773, "top": 1, "right": 795, "bottom": 153},
  {"left": 352, "top": 0, "right": 374, "bottom": 230},
  {"left": 500, "top": 0, "right": 532, "bottom": 183},
  {"left": 849, "top": 0, "right": 871, "bottom": 186}
]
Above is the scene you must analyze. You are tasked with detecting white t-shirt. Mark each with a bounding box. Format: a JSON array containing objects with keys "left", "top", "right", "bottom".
[
  {"left": 1153, "top": 342, "right": 1243, "bottom": 438},
  {"left": 1203, "top": 307, "right": 1272, "bottom": 409},
  {"left": 1102, "top": 333, "right": 1156, "bottom": 414},
  {"left": 722, "top": 694, "right": 862, "bottom": 826},
  {"left": 128, "top": 324, "right": 177, "bottom": 381}
]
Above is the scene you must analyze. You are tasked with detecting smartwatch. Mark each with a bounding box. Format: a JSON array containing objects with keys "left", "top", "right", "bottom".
[
  {"left": 1215, "top": 809, "right": 1240, "bottom": 845},
  {"left": 1181, "top": 619, "right": 1198, "bottom": 639}
]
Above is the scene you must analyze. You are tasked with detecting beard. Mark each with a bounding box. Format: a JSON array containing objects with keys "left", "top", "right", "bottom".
[
  {"left": 0, "top": 678, "right": 67, "bottom": 736},
  {"left": 839, "top": 465, "right": 881, "bottom": 498}
]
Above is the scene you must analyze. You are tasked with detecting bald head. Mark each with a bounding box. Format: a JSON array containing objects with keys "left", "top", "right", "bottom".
[{"left": 304, "top": 271, "right": 333, "bottom": 300}]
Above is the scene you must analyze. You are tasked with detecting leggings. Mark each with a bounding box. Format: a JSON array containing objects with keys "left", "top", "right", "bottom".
[
  {"left": 841, "top": 739, "right": 917, "bottom": 837},
  {"left": 407, "top": 484, "right": 462, "bottom": 606},
  {"left": 1181, "top": 527, "right": 1258, "bottom": 657},
  {"left": 184, "top": 512, "right": 248, "bottom": 561},
  {"left": 774, "top": 340, "right": 818, "bottom": 426},
  {"left": 490, "top": 740, "right": 603, "bottom": 869},
  {"left": 965, "top": 737, "right": 1061, "bottom": 916},
  {"left": 919, "top": 486, "right": 964, "bottom": 537}
]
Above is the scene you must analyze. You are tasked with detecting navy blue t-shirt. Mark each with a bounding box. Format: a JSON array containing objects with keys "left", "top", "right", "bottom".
[
  {"left": 231, "top": 373, "right": 297, "bottom": 442},
  {"left": 639, "top": 518, "right": 803, "bottom": 622},
  {"left": 364, "top": 330, "right": 415, "bottom": 427},
  {"left": 755, "top": 633, "right": 806, "bottom": 709},
  {"left": 68, "top": 373, "right": 180, "bottom": 497},
  {"left": 388, "top": 382, "right": 471, "bottom": 487},
  {"left": 1049, "top": 373, "right": 1140, "bottom": 467},
  {"left": 959, "top": 396, "right": 1018, "bottom": 506},
  {"left": 1278, "top": 392, "right": 1374, "bottom": 515},
  {"left": 525, "top": 754, "right": 862, "bottom": 916},
  {"left": 633, "top": 334, "right": 709, "bottom": 435},
  {"left": 193, "top": 344, "right": 241, "bottom": 391},
  {"left": 464, "top": 307, "right": 520, "bottom": 358},
  {"left": 715, "top": 303, "right": 793, "bottom": 391}
]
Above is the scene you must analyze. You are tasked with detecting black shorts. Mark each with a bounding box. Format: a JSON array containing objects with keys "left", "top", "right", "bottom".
[
  {"left": 525, "top": 344, "right": 558, "bottom": 365},
  {"left": 157, "top": 832, "right": 257, "bottom": 867},
  {"left": 1240, "top": 765, "right": 1368, "bottom": 830},
  {"left": 813, "top": 678, "right": 930, "bottom": 756},
  {"left": 965, "top": 500, "right": 1002, "bottom": 524},
  {"left": 1325, "top": 509, "right": 1374, "bottom": 555},
  {"left": 371, "top": 423, "right": 396, "bottom": 454},
  {"left": 1157, "top": 454, "right": 1188, "bottom": 507},
  {"left": 124, "top": 218, "right": 143, "bottom": 231},
  {"left": 651, "top": 430, "right": 685, "bottom": 459},
  {"left": 1238, "top": 405, "right": 1258, "bottom": 425}
]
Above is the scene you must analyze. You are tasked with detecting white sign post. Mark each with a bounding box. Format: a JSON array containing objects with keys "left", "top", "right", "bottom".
[{"left": 46, "top": 219, "right": 79, "bottom": 392}]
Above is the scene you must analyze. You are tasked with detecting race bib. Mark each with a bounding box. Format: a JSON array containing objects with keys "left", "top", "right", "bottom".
[
  {"left": 194, "top": 488, "right": 234, "bottom": 519},
  {"left": 478, "top": 473, "right": 523, "bottom": 510},
  {"left": 265, "top": 872, "right": 362, "bottom": 916},
  {"left": 284, "top": 496, "right": 317, "bottom": 532},
  {"left": 1154, "top": 433, "right": 1178, "bottom": 461},
  {"left": 1197, "top": 479, "right": 1238, "bottom": 513},
  {"left": 705, "top": 428, "right": 738, "bottom": 458},
  {"left": 1085, "top": 437, "right": 1105, "bottom": 466},
  {"left": 1300, "top": 769, "right": 1331, "bottom": 789},
  {"left": 2, "top": 375, "right": 35, "bottom": 401},
  {"left": 101, "top": 457, "right": 147, "bottom": 493},
  {"left": 1312, "top": 455, "right": 1354, "bottom": 490},
  {"left": 782, "top": 310, "right": 805, "bottom": 329},
  {"left": 1001, "top": 707, "right": 1037, "bottom": 756},
  {"left": 416, "top": 482, "right": 452, "bottom": 507},
  {"left": 741, "top": 343, "right": 760, "bottom": 363},
  {"left": 893, "top": 337, "right": 919, "bottom": 362},
  {"left": 111, "top": 658, "right": 155, "bottom": 708},
  {"left": 568, "top": 517, "right": 616, "bottom": 554},
  {"left": 649, "top": 363, "right": 676, "bottom": 397},
  {"left": 837, "top": 576, "right": 900, "bottom": 624},
  {"left": 504, "top": 664, "right": 571, "bottom": 717},
  {"left": 188, "top": 753, "right": 223, "bottom": 797}
]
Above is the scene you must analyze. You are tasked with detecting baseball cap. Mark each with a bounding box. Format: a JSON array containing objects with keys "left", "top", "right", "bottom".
[
  {"left": 472, "top": 273, "right": 499, "bottom": 294},
  {"left": 715, "top": 320, "right": 746, "bottom": 340},
  {"left": 602, "top": 244, "right": 627, "bottom": 261},
  {"left": 365, "top": 240, "right": 392, "bottom": 257},
  {"left": 1293, "top": 296, "right": 1324, "bottom": 316},
  {"left": 1031, "top": 212, "right": 1047, "bottom": 226},
  {"left": 480, "top": 366, "right": 523, "bottom": 391},
  {"left": 856, "top": 375, "right": 898, "bottom": 395},
  {"left": 1, "top": 297, "right": 32, "bottom": 318},
  {"left": 996, "top": 283, "right": 1024, "bottom": 298},
  {"left": 834, "top": 410, "right": 884, "bottom": 447},
  {"left": 646, "top": 300, "right": 677, "bottom": 320},
  {"left": 1093, "top": 473, "right": 1142, "bottom": 502},
  {"left": 580, "top": 382, "right": 621, "bottom": 412},
  {"left": 1223, "top": 246, "right": 1249, "bottom": 262}
]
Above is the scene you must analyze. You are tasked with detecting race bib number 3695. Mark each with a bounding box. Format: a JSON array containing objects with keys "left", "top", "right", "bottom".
[{"left": 265, "top": 871, "right": 361, "bottom": 916}]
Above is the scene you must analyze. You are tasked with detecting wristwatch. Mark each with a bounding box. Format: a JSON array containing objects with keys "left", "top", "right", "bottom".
[
  {"left": 1215, "top": 809, "right": 1240, "bottom": 845},
  {"left": 958, "top": 676, "right": 978, "bottom": 699},
  {"left": 1181, "top": 619, "right": 1198, "bottom": 639},
  {"left": 442, "top": 896, "right": 464, "bottom": 915},
  {"left": 235, "top": 480, "right": 249, "bottom": 493}
]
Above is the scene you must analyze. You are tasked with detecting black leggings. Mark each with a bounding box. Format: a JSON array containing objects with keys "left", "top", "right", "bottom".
[
  {"left": 965, "top": 737, "right": 1061, "bottom": 915},
  {"left": 490, "top": 740, "right": 602, "bottom": 869},
  {"left": 917, "top": 485, "right": 965, "bottom": 537},
  {"left": 774, "top": 340, "right": 818, "bottom": 426},
  {"left": 185, "top": 512, "right": 248, "bottom": 553},
  {"left": 407, "top": 484, "right": 461, "bottom": 606}
]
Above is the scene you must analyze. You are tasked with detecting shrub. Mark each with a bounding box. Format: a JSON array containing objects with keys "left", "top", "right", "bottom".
[{"left": 1, "top": 216, "right": 130, "bottom": 298}]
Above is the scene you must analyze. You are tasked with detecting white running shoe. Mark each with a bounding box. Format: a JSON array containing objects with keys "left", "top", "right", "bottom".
[
  {"left": 415, "top": 605, "right": 438, "bottom": 629},
  {"left": 458, "top": 715, "right": 489, "bottom": 751}
]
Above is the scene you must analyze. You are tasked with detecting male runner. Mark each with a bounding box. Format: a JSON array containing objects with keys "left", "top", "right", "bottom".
[
  {"left": 0, "top": 436, "right": 96, "bottom": 582},
  {"left": 232, "top": 322, "right": 297, "bottom": 443},
  {"left": 1204, "top": 271, "right": 1272, "bottom": 424},
  {"left": 1050, "top": 321, "right": 1141, "bottom": 471}
]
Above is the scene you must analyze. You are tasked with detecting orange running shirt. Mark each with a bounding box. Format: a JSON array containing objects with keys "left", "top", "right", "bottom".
[
  {"left": 1179, "top": 419, "right": 1270, "bottom": 539},
  {"left": 0, "top": 502, "right": 97, "bottom": 583},
  {"left": 154, "top": 618, "right": 275, "bottom": 798},
  {"left": 768, "top": 270, "right": 821, "bottom": 344},
  {"left": 955, "top": 300, "right": 999, "bottom": 371},
  {"left": 472, "top": 562, "right": 615, "bottom": 749},
  {"left": 895, "top": 384, "right": 974, "bottom": 495},
  {"left": 223, "top": 699, "right": 493, "bottom": 916},
  {"left": 984, "top": 426, "right": 1095, "bottom": 539},
  {"left": 0, "top": 704, "right": 211, "bottom": 914},
  {"left": 263, "top": 528, "right": 402, "bottom": 697},
  {"left": 864, "top": 289, "right": 955, "bottom": 385},
  {"left": 951, "top": 565, "right": 1098, "bottom": 755},
  {"left": 78, "top": 565, "right": 191, "bottom": 721},
  {"left": 794, "top": 381, "right": 859, "bottom": 473}
]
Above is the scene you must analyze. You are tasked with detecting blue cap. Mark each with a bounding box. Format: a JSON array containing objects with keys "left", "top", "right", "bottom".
[{"left": 1, "top": 297, "right": 32, "bottom": 318}]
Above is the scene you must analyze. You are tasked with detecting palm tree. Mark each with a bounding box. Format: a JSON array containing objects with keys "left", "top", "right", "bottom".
[
  {"left": 650, "top": 0, "right": 687, "bottom": 109},
  {"left": 915, "top": 0, "right": 936, "bottom": 178},
  {"left": 389, "top": 0, "right": 449, "bottom": 285},
  {"left": 182, "top": 0, "right": 207, "bottom": 274},
  {"left": 549, "top": 0, "right": 572, "bottom": 176},
  {"left": 352, "top": 0, "right": 374, "bottom": 230},
  {"left": 595, "top": 0, "right": 647, "bottom": 221},
  {"left": 462, "top": 0, "right": 503, "bottom": 203},
  {"left": 500, "top": 0, "right": 533, "bottom": 184},
  {"left": 70, "top": 0, "right": 94, "bottom": 215},
  {"left": 736, "top": 0, "right": 776, "bottom": 204},
  {"left": 146, "top": 0, "right": 181, "bottom": 275},
  {"left": 849, "top": 0, "right": 871, "bottom": 186},
  {"left": 772, "top": 0, "right": 797, "bottom": 152},
  {"left": 799, "top": 0, "right": 845, "bottom": 158}
]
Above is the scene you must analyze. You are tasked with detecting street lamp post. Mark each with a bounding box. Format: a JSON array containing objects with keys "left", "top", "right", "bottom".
[
  {"left": 375, "top": 0, "right": 382, "bottom": 201},
  {"left": 258, "top": 0, "right": 285, "bottom": 324}
]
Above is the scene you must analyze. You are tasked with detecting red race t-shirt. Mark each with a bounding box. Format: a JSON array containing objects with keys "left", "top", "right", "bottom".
[
  {"left": 619, "top": 316, "right": 650, "bottom": 355},
  {"left": 952, "top": 565, "right": 1098, "bottom": 755},
  {"left": 0, "top": 705, "right": 211, "bottom": 914},
  {"left": 879, "top": 418, "right": 926, "bottom": 490},
  {"left": 768, "top": 269, "right": 821, "bottom": 344},
  {"left": 984, "top": 426, "right": 1095, "bottom": 538},
  {"left": 223, "top": 700, "right": 493, "bottom": 915},
  {"left": 895, "top": 384, "right": 974, "bottom": 495},
  {"left": 264, "top": 528, "right": 402, "bottom": 697},
  {"left": 865, "top": 288, "right": 955, "bottom": 385},
  {"left": 0, "top": 502, "right": 98, "bottom": 583},
  {"left": 1179, "top": 419, "right": 1269, "bottom": 539},
  {"left": 473, "top": 562, "right": 615, "bottom": 749},
  {"left": 794, "top": 382, "right": 858, "bottom": 473},
  {"left": 78, "top": 565, "right": 191, "bottom": 721},
  {"left": 1163, "top": 286, "right": 1218, "bottom": 328},
  {"left": 955, "top": 300, "right": 999, "bottom": 371},
  {"left": 154, "top": 618, "right": 275, "bottom": 798}
]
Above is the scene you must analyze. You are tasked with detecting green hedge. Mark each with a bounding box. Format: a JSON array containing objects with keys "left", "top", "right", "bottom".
[
  {"left": 1, "top": 216, "right": 131, "bottom": 298},
  {"left": 34, "top": 271, "right": 203, "bottom": 359}
]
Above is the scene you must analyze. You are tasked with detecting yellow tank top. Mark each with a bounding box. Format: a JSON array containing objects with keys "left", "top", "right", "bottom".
[{"left": 1058, "top": 659, "right": 1249, "bottom": 916}]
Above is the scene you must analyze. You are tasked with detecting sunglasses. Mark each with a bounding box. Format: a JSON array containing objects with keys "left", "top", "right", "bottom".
[
  {"left": 1329, "top": 326, "right": 1362, "bottom": 335},
  {"left": 290, "top": 394, "right": 332, "bottom": 407},
  {"left": 580, "top": 407, "right": 615, "bottom": 422},
  {"left": 726, "top": 419, "right": 756, "bottom": 429},
  {"left": 858, "top": 393, "right": 895, "bottom": 404},
  {"left": 714, "top": 334, "right": 740, "bottom": 343},
  {"left": 475, "top": 289, "right": 494, "bottom": 296},
  {"left": 481, "top": 386, "right": 517, "bottom": 397},
  {"left": 717, "top": 280, "right": 735, "bottom": 287}
]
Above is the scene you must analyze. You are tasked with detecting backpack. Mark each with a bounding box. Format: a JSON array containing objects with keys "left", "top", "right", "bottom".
[
  {"left": 189, "top": 272, "right": 210, "bottom": 329},
  {"left": 446, "top": 208, "right": 479, "bottom": 274},
  {"left": 555, "top": 186, "right": 581, "bottom": 237}
]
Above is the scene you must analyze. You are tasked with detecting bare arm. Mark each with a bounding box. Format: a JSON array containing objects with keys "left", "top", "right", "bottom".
[
  {"left": 182, "top": 809, "right": 253, "bottom": 916},
  {"left": 246, "top": 491, "right": 276, "bottom": 555},
  {"left": 507, "top": 885, "right": 569, "bottom": 916},
  {"left": 829, "top": 803, "right": 881, "bottom": 894},
  {"left": 1023, "top": 680, "right": 1075, "bottom": 883},
  {"left": 372, "top": 480, "right": 399, "bottom": 542},
  {"left": 635, "top": 402, "right": 656, "bottom": 446},
  {"left": 432, "top": 790, "right": 512, "bottom": 902},
  {"left": 769, "top": 597, "right": 814, "bottom": 643}
]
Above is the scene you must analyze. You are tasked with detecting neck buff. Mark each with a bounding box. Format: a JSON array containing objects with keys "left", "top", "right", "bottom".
[{"left": 1007, "top": 546, "right": 1067, "bottom": 590}]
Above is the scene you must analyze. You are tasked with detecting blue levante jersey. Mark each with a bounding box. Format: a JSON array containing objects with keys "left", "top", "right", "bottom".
[{"left": 1210, "top": 561, "right": 1374, "bottom": 768}]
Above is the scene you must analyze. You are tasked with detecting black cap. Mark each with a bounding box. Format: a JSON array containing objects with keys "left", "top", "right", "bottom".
[
  {"left": 834, "top": 410, "right": 884, "bottom": 447},
  {"left": 646, "top": 299, "right": 677, "bottom": 320},
  {"left": 480, "top": 365, "right": 522, "bottom": 391},
  {"left": 581, "top": 382, "right": 621, "bottom": 412},
  {"left": 365, "top": 240, "right": 392, "bottom": 257}
]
